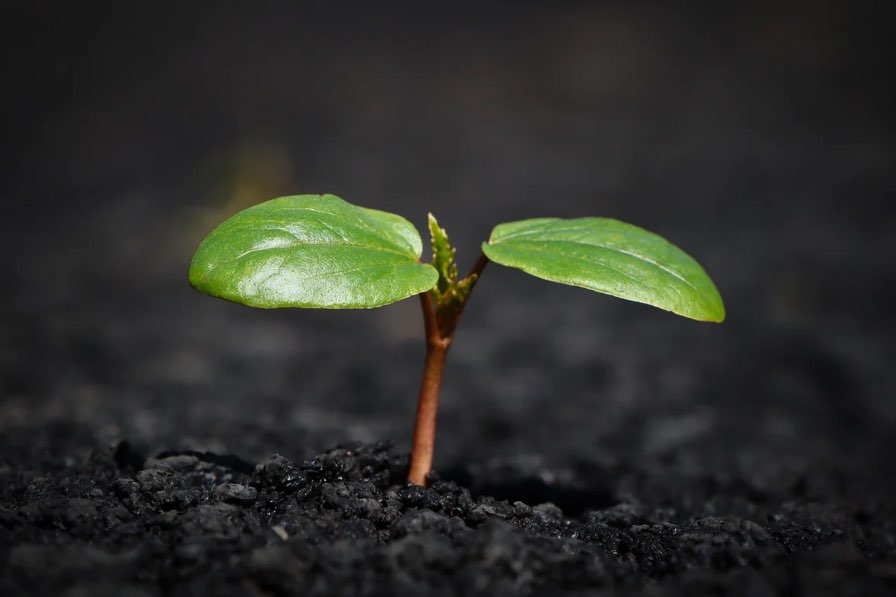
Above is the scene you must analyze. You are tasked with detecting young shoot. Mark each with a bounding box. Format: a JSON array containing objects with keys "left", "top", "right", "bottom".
[{"left": 189, "top": 194, "right": 725, "bottom": 486}]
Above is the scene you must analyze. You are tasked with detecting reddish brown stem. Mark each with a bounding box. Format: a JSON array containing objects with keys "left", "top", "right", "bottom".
[
  {"left": 407, "top": 295, "right": 450, "bottom": 486},
  {"left": 467, "top": 251, "right": 489, "bottom": 280},
  {"left": 407, "top": 252, "right": 487, "bottom": 486}
]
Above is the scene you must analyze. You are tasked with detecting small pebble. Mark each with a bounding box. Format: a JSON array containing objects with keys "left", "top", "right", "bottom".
[{"left": 213, "top": 483, "right": 258, "bottom": 506}]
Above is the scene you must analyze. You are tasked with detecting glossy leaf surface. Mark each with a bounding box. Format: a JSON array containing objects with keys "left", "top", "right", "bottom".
[
  {"left": 189, "top": 194, "right": 438, "bottom": 308},
  {"left": 482, "top": 218, "right": 725, "bottom": 322}
]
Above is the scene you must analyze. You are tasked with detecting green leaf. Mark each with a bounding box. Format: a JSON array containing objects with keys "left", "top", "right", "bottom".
[
  {"left": 482, "top": 218, "right": 725, "bottom": 322},
  {"left": 189, "top": 194, "right": 438, "bottom": 309},
  {"left": 428, "top": 213, "right": 457, "bottom": 295},
  {"left": 427, "top": 213, "right": 477, "bottom": 312}
]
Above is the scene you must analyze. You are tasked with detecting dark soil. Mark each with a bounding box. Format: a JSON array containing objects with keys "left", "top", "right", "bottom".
[
  {"left": 2, "top": 440, "right": 894, "bottom": 596},
  {"left": 3, "top": 2, "right": 896, "bottom": 596}
]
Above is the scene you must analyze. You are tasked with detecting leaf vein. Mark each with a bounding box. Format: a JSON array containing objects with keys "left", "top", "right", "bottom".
[{"left": 498, "top": 239, "right": 698, "bottom": 292}]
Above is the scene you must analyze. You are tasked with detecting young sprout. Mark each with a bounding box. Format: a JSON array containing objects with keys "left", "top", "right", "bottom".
[{"left": 189, "top": 194, "right": 725, "bottom": 486}]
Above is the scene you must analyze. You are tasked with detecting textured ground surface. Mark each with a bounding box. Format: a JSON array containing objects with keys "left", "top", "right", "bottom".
[
  {"left": 2, "top": 2, "right": 895, "bottom": 595},
  {"left": 2, "top": 442, "right": 894, "bottom": 596}
]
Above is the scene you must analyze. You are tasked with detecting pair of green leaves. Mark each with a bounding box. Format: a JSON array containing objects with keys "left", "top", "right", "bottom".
[{"left": 189, "top": 194, "right": 725, "bottom": 322}]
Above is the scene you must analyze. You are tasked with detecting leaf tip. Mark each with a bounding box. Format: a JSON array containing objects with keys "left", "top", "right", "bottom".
[{"left": 695, "top": 292, "right": 726, "bottom": 323}]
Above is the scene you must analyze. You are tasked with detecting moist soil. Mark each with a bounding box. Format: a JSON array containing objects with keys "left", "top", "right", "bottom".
[{"left": 1, "top": 440, "right": 894, "bottom": 596}]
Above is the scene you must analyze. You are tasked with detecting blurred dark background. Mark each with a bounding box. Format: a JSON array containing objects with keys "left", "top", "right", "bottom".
[{"left": 1, "top": 2, "right": 894, "bottom": 497}]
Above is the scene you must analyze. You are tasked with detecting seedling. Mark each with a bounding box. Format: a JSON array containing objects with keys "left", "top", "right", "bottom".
[{"left": 189, "top": 194, "right": 725, "bottom": 486}]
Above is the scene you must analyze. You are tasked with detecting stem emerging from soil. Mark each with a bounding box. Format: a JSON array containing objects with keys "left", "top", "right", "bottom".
[
  {"left": 408, "top": 293, "right": 451, "bottom": 486},
  {"left": 407, "top": 246, "right": 488, "bottom": 486}
]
